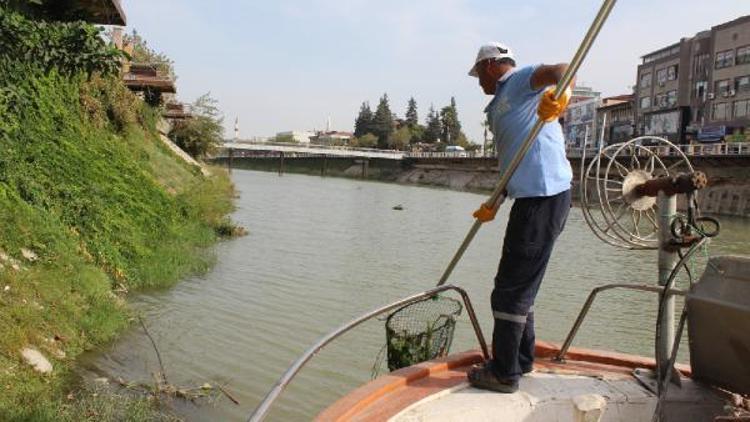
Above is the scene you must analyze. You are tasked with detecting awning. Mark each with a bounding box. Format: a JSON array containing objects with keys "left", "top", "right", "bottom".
[{"left": 697, "top": 125, "right": 726, "bottom": 142}]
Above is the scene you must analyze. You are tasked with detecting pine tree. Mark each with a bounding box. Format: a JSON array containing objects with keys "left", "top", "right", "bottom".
[
  {"left": 424, "top": 105, "right": 442, "bottom": 143},
  {"left": 354, "top": 102, "right": 374, "bottom": 138},
  {"left": 405, "top": 97, "right": 418, "bottom": 127},
  {"left": 372, "top": 93, "right": 394, "bottom": 149},
  {"left": 440, "top": 97, "right": 463, "bottom": 145}
]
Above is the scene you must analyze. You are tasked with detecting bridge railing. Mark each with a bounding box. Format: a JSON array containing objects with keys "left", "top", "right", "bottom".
[
  {"left": 565, "top": 142, "right": 750, "bottom": 158},
  {"left": 404, "top": 151, "right": 490, "bottom": 159},
  {"left": 220, "top": 142, "right": 750, "bottom": 160}
]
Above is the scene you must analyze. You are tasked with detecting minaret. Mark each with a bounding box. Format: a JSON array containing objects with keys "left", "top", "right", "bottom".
[
  {"left": 234, "top": 117, "right": 239, "bottom": 141},
  {"left": 326, "top": 116, "right": 331, "bottom": 133}
]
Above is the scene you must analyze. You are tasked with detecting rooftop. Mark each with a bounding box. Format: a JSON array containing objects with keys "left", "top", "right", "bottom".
[{"left": 13, "top": 0, "right": 127, "bottom": 25}]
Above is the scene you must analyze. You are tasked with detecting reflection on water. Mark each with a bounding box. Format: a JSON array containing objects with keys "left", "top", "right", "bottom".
[{"left": 82, "top": 170, "right": 750, "bottom": 421}]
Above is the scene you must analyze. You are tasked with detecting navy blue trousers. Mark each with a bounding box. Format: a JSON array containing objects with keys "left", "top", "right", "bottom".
[{"left": 490, "top": 190, "right": 571, "bottom": 380}]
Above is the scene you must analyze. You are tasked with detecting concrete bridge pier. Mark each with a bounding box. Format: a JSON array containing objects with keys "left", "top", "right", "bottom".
[{"left": 353, "top": 158, "right": 369, "bottom": 179}]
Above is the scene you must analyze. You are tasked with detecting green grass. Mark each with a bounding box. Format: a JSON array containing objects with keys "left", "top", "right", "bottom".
[{"left": 0, "top": 66, "right": 238, "bottom": 420}]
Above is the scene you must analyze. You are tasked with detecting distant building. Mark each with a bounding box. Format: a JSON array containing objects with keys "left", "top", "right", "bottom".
[
  {"left": 701, "top": 15, "right": 750, "bottom": 142},
  {"left": 231, "top": 136, "right": 269, "bottom": 144},
  {"left": 571, "top": 85, "right": 602, "bottom": 104},
  {"left": 597, "top": 95, "right": 635, "bottom": 145},
  {"left": 163, "top": 102, "right": 192, "bottom": 122},
  {"left": 312, "top": 131, "right": 354, "bottom": 146},
  {"left": 564, "top": 95, "right": 601, "bottom": 148},
  {"left": 122, "top": 63, "right": 176, "bottom": 107},
  {"left": 276, "top": 131, "right": 315, "bottom": 144},
  {"left": 634, "top": 14, "right": 750, "bottom": 143},
  {"left": 635, "top": 40, "right": 691, "bottom": 143}
]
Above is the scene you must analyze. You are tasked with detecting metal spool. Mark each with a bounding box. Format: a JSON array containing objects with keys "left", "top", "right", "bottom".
[{"left": 580, "top": 136, "right": 694, "bottom": 250}]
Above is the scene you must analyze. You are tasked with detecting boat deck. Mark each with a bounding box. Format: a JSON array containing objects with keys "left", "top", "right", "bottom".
[{"left": 317, "top": 342, "right": 726, "bottom": 422}]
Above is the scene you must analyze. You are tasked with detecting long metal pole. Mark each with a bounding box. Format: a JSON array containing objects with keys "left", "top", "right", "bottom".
[
  {"left": 656, "top": 193, "right": 677, "bottom": 380},
  {"left": 437, "top": 0, "right": 618, "bottom": 286}
]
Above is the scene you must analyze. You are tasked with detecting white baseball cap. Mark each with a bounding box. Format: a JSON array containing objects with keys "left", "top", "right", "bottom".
[{"left": 468, "top": 42, "right": 515, "bottom": 77}]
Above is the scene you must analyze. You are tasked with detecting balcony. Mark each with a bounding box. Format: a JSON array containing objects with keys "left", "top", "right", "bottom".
[
  {"left": 163, "top": 102, "right": 193, "bottom": 121},
  {"left": 123, "top": 64, "right": 176, "bottom": 94}
]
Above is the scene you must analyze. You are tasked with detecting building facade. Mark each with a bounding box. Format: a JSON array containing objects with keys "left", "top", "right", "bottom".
[
  {"left": 634, "top": 40, "right": 691, "bottom": 143},
  {"left": 597, "top": 95, "right": 635, "bottom": 145},
  {"left": 701, "top": 15, "right": 750, "bottom": 141},
  {"left": 276, "top": 131, "right": 315, "bottom": 144},
  {"left": 564, "top": 97, "right": 600, "bottom": 148},
  {"left": 312, "top": 131, "right": 353, "bottom": 146},
  {"left": 635, "top": 15, "right": 750, "bottom": 143}
]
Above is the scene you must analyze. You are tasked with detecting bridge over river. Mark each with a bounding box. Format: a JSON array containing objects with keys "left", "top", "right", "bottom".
[{"left": 219, "top": 141, "right": 750, "bottom": 160}]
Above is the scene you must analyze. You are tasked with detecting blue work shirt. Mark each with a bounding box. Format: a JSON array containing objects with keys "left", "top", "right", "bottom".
[{"left": 485, "top": 65, "right": 572, "bottom": 199}]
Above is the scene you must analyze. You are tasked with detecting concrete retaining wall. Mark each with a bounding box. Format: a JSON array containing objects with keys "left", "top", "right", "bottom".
[{"left": 212, "top": 155, "right": 750, "bottom": 218}]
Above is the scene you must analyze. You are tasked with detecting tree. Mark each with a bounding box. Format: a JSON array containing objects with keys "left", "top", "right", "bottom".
[
  {"left": 423, "top": 105, "right": 442, "bottom": 143},
  {"left": 272, "top": 134, "right": 296, "bottom": 143},
  {"left": 354, "top": 102, "right": 374, "bottom": 138},
  {"left": 405, "top": 97, "right": 418, "bottom": 127},
  {"left": 481, "top": 118, "right": 494, "bottom": 156},
  {"left": 353, "top": 133, "right": 378, "bottom": 148},
  {"left": 390, "top": 127, "right": 412, "bottom": 150},
  {"left": 168, "top": 92, "right": 223, "bottom": 158},
  {"left": 409, "top": 124, "right": 426, "bottom": 144},
  {"left": 440, "top": 97, "right": 463, "bottom": 145},
  {"left": 372, "top": 93, "right": 394, "bottom": 149}
]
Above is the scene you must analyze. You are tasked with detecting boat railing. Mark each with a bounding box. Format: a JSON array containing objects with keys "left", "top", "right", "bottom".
[
  {"left": 554, "top": 283, "right": 687, "bottom": 362},
  {"left": 247, "top": 284, "right": 489, "bottom": 422}
]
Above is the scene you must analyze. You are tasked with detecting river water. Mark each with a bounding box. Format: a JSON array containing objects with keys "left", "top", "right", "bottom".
[{"left": 82, "top": 169, "right": 750, "bottom": 421}]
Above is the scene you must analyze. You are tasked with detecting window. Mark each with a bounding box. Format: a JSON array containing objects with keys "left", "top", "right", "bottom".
[
  {"left": 693, "top": 53, "right": 710, "bottom": 78},
  {"left": 734, "top": 99, "right": 750, "bottom": 118},
  {"left": 640, "top": 96, "right": 651, "bottom": 109},
  {"left": 715, "top": 79, "right": 731, "bottom": 96},
  {"left": 694, "top": 81, "right": 708, "bottom": 101},
  {"left": 667, "top": 65, "right": 678, "bottom": 81},
  {"left": 666, "top": 90, "right": 677, "bottom": 107},
  {"left": 640, "top": 72, "right": 652, "bottom": 88},
  {"left": 716, "top": 50, "right": 735, "bottom": 69},
  {"left": 713, "top": 102, "right": 729, "bottom": 120},
  {"left": 736, "top": 75, "right": 750, "bottom": 94},
  {"left": 654, "top": 93, "right": 667, "bottom": 108},
  {"left": 737, "top": 46, "right": 750, "bottom": 65},
  {"left": 656, "top": 68, "right": 668, "bottom": 85}
]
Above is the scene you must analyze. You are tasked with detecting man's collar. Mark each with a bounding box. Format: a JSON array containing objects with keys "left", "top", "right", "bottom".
[
  {"left": 485, "top": 67, "right": 517, "bottom": 113},
  {"left": 498, "top": 67, "right": 516, "bottom": 84}
]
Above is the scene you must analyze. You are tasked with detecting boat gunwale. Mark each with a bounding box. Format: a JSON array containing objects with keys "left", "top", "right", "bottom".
[{"left": 316, "top": 340, "right": 692, "bottom": 421}]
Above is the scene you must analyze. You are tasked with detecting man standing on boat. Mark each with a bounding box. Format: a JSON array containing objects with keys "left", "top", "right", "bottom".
[{"left": 466, "top": 42, "right": 573, "bottom": 393}]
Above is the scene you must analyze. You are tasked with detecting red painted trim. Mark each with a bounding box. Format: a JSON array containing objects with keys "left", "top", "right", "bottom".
[{"left": 317, "top": 341, "right": 692, "bottom": 421}]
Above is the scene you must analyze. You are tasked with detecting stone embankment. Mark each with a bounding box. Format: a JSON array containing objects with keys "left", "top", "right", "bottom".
[{"left": 215, "top": 155, "right": 750, "bottom": 218}]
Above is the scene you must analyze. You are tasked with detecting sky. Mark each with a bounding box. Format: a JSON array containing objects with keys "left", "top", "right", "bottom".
[{"left": 121, "top": 0, "right": 748, "bottom": 143}]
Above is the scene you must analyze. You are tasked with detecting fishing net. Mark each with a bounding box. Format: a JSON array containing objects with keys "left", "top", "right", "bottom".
[{"left": 383, "top": 296, "right": 462, "bottom": 372}]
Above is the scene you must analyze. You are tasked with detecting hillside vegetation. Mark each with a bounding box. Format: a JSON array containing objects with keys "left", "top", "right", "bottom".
[{"left": 0, "top": 6, "right": 236, "bottom": 420}]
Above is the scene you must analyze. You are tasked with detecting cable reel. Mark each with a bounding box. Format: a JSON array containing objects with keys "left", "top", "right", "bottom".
[{"left": 580, "top": 136, "right": 696, "bottom": 250}]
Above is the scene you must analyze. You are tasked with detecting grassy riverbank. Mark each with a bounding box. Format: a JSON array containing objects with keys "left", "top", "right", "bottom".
[{"left": 0, "top": 61, "right": 237, "bottom": 419}]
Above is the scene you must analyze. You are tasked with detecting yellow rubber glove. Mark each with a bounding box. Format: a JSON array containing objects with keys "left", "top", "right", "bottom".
[
  {"left": 472, "top": 203, "right": 498, "bottom": 223},
  {"left": 537, "top": 86, "right": 572, "bottom": 122}
]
